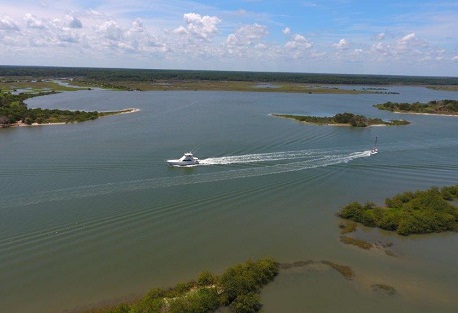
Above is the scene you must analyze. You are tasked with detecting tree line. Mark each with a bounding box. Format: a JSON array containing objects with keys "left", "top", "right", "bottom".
[
  {"left": 374, "top": 100, "right": 458, "bottom": 114},
  {"left": 2, "top": 65, "right": 458, "bottom": 85}
]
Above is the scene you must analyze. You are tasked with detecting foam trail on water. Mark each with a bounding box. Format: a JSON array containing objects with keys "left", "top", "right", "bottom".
[
  {"left": 0, "top": 150, "right": 370, "bottom": 209},
  {"left": 199, "top": 149, "right": 344, "bottom": 165}
]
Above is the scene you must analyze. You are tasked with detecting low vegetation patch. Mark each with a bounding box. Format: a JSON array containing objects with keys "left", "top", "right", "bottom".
[
  {"left": 374, "top": 99, "right": 458, "bottom": 115},
  {"left": 371, "top": 284, "right": 396, "bottom": 295},
  {"left": 320, "top": 261, "right": 355, "bottom": 280},
  {"left": 272, "top": 112, "right": 409, "bottom": 127},
  {"left": 339, "top": 221, "right": 358, "bottom": 234},
  {"left": 338, "top": 185, "right": 458, "bottom": 236},
  {"left": 80, "top": 258, "right": 279, "bottom": 313},
  {"left": 340, "top": 236, "right": 373, "bottom": 250}
]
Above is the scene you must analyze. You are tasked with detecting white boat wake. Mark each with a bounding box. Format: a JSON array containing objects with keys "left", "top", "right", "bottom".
[
  {"left": 200, "top": 149, "right": 371, "bottom": 165},
  {"left": 0, "top": 150, "right": 371, "bottom": 209}
]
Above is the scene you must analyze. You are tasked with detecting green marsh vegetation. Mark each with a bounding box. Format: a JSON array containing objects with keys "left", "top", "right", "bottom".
[
  {"left": 279, "top": 260, "right": 355, "bottom": 280},
  {"left": 81, "top": 258, "right": 279, "bottom": 313},
  {"left": 338, "top": 185, "right": 458, "bottom": 236},
  {"left": 339, "top": 236, "right": 373, "bottom": 250},
  {"left": 374, "top": 99, "right": 458, "bottom": 115},
  {"left": 426, "top": 85, "right": 458, "bottom": 92},
  {"left": 3, "top": 66, "right": 458, "bottom": 94},
  {"left": 371, "top": 284, "right": 397, "bottom": 295},
  {"left": 272, "top": 112, "right": 409, "bottom": 127}
]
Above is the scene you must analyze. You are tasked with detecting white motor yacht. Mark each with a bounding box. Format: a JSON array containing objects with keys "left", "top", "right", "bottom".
[{"left": 166, "top": 152, "right": 199, "bottom": 166}]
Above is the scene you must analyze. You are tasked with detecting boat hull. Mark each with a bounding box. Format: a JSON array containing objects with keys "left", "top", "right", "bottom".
[{"left": 166, "top": 160, "right": 199, "bottom": 166}]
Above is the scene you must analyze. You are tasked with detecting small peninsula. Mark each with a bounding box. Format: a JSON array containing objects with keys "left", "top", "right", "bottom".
[
  {"left": 338, "top": 185, "right": 458, "bottom": 236},
  {"left": 0, "top": 91, "right": 137, "bottom": 128},
  {"left": 374, "top": 99, "right": 458, "bottom": 116},
  {"left": 272, "top": 112, "right": 409, "bottom": 127}
]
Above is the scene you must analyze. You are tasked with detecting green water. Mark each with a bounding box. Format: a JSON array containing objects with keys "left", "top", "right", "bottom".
[{"left": 0, "top": 87, "right": 457, "bottom": 312}]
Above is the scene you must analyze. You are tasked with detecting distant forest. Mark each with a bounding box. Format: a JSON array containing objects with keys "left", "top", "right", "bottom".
[{"left": 1, "top": 66, "right": 457, "bottom": 85}]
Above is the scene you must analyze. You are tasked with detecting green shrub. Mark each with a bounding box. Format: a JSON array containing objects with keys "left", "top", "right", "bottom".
[
  {"left": 339, "top": 186, "right": 458, "bottom": 235},
  {"left": 230, "top": 293, "right": 262, "bottom": 313}
]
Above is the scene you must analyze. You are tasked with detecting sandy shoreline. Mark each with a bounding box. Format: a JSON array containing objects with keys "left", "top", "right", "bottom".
[
  {"left": 9, "top": 108, "right": 140, "bottom": 127},
  {"left": 392, "top": 111, "right": 458, "bottom": 117}
]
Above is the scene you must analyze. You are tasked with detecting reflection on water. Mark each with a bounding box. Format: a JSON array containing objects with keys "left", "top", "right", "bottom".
[{"left": 1, "top": 87, "right": 457, "bottom": 313}]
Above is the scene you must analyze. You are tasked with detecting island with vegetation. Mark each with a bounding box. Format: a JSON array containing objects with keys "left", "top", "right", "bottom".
[
  {"left": 0, "top": 91, "right": 136, "bottom": 128},
  {"left": 338, "top": 185, "right": 458, "bottom": 236},
  {"left": 81, "top": 258, "right": 279, "bottom": 313},
  {"left": 374, "top": 99, "right": 458, "bottom": 116},
  {"left": 272, "top": 112, "right": 409, "bottom": 127}
]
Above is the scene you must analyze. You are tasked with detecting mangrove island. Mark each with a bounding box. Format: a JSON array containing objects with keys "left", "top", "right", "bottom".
[
  {"left": 272, "top": 112, "right": 410, "bottom": 127},
  {"left": 338, "top": 185, "right": 458, "bottom": 236},
  {"left": 0, "top": 91, "right": 136, "bottom": 128},
  {"left": 374, "top": 99, "right": 458, "bottom": 116}
]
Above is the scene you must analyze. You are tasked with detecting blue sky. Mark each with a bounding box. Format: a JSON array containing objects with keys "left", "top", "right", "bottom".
[{"left": 0, "top": 0, "right": 457, "bottom": 76}]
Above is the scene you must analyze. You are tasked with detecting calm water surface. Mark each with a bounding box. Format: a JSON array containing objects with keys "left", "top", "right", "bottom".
[{"left": 1, "top": 87, "right": 457, "bottom": 313}]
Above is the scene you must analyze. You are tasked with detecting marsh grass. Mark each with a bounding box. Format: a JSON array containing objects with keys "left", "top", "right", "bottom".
[
  {"left": 339, "top": 236, "right": 373, "bottom": 250},
  {"left": 72, "top": 80, "right": 372, "bottom": 94},
  {"left": 371, "top": 284, "right": 396, "bottom": 295},
  {"left": 339, "top": 221, "right": 358, "bottom": 234},
  {"left": 0, "top": 80, "right": 84, "bottom": 92},
  {"left": 320, "top": 261, "right": 355, "bottom": 280}
]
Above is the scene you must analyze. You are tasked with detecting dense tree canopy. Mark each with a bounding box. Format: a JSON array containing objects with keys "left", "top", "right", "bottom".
[{"left": 338, "top": 185, "right": 458, "bottom": 235}]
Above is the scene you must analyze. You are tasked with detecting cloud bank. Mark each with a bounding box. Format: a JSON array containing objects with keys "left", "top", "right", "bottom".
[{"left": 0, "top": 1, "right": 456, "bottom": 76}]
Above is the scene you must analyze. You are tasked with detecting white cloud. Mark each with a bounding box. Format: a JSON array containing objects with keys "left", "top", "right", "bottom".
[
  {"left": 0, "top": 16, "right": 20, "bottom": 31},
  {"left": 173, "top": 25, "right": 188, "bottom": 35},
  {"left": 371, "top": 42, "right": 390, "bottom": 55},
  {"left": 174, "top": 13, "right": 221, "bottom": 40},
  {"left": 453, "top": 55, "right": 458, "bottom": 61},
  {"left": 98, "top": 21, "right": 123, "bottom": 41},
  {"left": 399, "top": 33, "right": 416, "bottom": 42},
  {"left": 282, "top": 27, "right": 291, "bottom": 35},
  {"left": 226, "top": 24, "right": 268, "bottom": 47},
  {"left": 66, "top": 15, "right": 82, "bottom": 29},
  {"left": 334, "top": 38, "right": 349, "bottom": 49},
  {"left": 131, "top": 18, "right": 144, "bottom": 32},
  {"left": 24, "top": 13, "right": 47, "bottom": 29},
  {"left": 285, "top": 34, "right": 313, "bottom": 50},
  {"left": 375, "top": 32, "right": 385, "bottom": 40}
]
